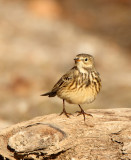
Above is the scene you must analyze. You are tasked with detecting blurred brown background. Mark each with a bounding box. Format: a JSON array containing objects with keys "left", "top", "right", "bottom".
[{"left": 0, "top": 0, "right": 131, "bottom": 128}]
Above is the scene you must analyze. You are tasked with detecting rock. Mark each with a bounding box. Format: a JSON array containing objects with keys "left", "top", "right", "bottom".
[
  {"left": 0, "top": 108, "right": 131, "bottom": 159},
  {"left": 0, "top": 120, "right": 13, "bottom": 130},
  {"left": 8, "top": 123, "right": 65, "bottom": 153}
]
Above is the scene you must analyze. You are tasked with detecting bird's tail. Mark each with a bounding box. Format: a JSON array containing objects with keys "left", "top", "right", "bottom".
[{"left": 40, "top": 91, "right": 56, "bottom": 97}]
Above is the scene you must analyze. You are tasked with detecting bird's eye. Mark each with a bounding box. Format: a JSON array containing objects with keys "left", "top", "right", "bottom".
[{"left": 85, "top": 58, "right": 88, "bottom": 61}]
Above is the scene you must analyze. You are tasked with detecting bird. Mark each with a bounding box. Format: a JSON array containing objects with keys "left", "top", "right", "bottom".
[{"left": 41, "top": 53, "right": 101, "bottom": 121}]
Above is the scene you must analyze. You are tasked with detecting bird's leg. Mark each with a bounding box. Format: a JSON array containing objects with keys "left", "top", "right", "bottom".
[
  {"left": 76, "top": 105, "right": 93, "bottom": 121},
  {"left": 59, "top": 100, "right": 72, "bottom": 118}
]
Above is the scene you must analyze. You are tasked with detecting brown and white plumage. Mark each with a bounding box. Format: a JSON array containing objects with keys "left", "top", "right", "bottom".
[{"left": 41, "top": 53, "right": 101, "bottom": 121}]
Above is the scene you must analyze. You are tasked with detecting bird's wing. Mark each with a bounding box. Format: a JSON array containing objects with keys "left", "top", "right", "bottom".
[{"left": 51, "top": 66, "right": 76, "bottom": 93}]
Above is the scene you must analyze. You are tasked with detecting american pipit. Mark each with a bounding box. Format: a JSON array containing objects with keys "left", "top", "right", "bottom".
[{"left": 41, "top": 53, "right": 101, "bottom": 121}]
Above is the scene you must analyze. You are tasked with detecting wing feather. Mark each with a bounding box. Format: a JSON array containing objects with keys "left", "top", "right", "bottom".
[{"left": 51, "top": 66, "right": 76, "bottom": 93}]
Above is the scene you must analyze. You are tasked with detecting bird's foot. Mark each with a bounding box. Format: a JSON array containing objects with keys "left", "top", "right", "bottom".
[
  {"left": 59, "top": 109, "right": 72, "bottom": 118},
  {"left": 76, "top": 110, "right": 93, "bottom": 121}
]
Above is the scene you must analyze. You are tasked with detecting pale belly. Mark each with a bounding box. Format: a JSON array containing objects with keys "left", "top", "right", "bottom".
[{"left": 57, "top": 86, "right": 96, "bottom": 104}]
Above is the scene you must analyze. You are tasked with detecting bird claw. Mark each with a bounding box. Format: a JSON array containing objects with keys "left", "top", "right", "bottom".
[
  {"left": 76, "top": 111, "right": 93, "bottom": 117},
  {"left": 75, "top": 110, "right": 93, "bottom": 121},
  {"left": 59, "top": 110, "right": 72, "bottom": 118}
]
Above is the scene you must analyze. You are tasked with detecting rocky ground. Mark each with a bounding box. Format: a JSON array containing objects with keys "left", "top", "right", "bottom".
[
  {"left": 0, "top": 0, "right": 131, "bottom": 128},
  {"left": 1, "top": 108, "right": 131, "bottom": 160}
]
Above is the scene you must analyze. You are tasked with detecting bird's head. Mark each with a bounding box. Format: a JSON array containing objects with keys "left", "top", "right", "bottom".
[{"left": 74, "top": 53, "right": 94, "bottom": 73}]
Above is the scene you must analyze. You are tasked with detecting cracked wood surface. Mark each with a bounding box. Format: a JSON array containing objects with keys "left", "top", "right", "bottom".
[{"left": 0, "top": 108, "right": 131, "bottom": 160}]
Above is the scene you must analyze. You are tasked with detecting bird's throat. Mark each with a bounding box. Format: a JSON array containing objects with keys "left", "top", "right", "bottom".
[{"left": 78, "top": 66, "right": 88, "bottom": 74}]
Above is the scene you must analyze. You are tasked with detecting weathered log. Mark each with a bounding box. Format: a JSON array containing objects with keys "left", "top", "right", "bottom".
[{"left": 0, "top": 108, "right": 131, "bottom": 160}]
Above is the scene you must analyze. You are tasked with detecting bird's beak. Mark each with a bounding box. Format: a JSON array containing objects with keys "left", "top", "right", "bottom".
[{"left": 74, "top": 58, "right": 81, "bottom": 62}]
